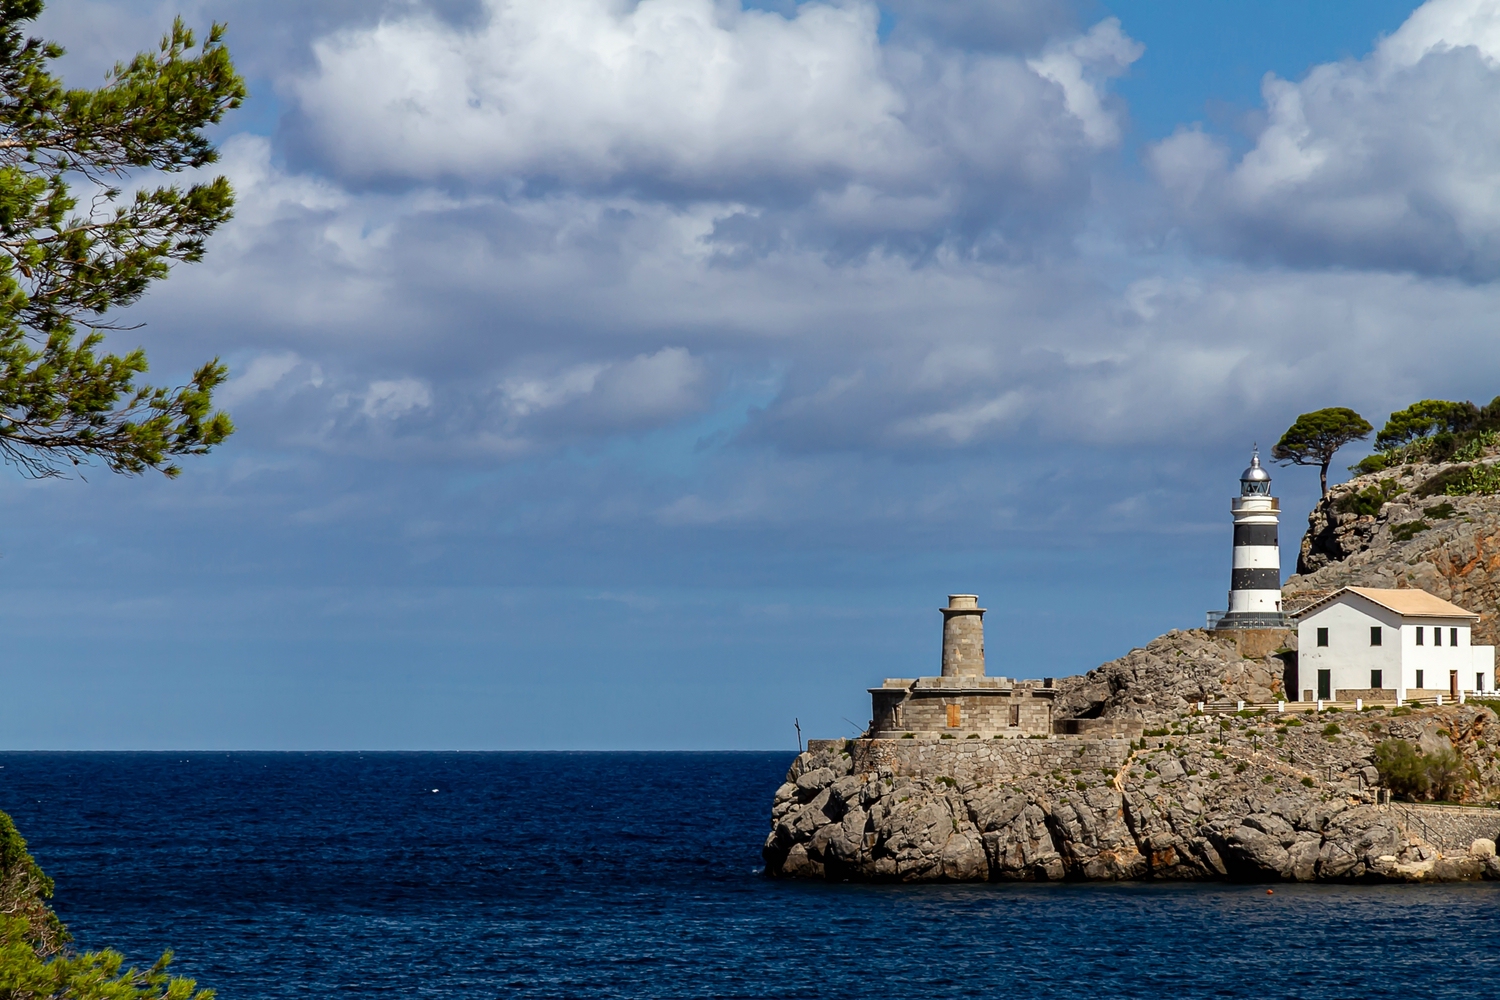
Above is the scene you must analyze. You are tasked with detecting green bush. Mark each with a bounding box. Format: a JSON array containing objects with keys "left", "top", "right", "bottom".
[
  {"left": 1373, "top": 739, "right": 1474, "bottom": 801},
  {"left": 1391, "top": 519, "right": 1430, "bottom": 541},
  {"left": 1301, "top": 776, "right": 1315, "bottom": 787},
  {"left": 940, "top": 733, "right": 955, "bottom": 739},
  {"left": 1423, "top": 501, "right": 1457, "bottom": 519},
  {"left": 1338, "top": 477, "right": 1404, "bottom": 516},
  {"left": 1322, "top": 723, "right": 1341, "bottom": 737},
  {"left": 1208, "top": 772, "right": 1221, "bottom": 780}
]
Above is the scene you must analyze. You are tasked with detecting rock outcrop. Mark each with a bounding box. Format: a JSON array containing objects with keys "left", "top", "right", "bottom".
[
  {"left": 1286, "top": 460, "right": 1500, "bottom": 643},
  {"left": 765, "top": 704, "right": 1500, "bottom": 882},
  {"left": 1053, "top": 629, "right": 1289, "bottom": 723}
]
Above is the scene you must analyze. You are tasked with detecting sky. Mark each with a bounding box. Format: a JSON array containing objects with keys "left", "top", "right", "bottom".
[{"left": 0, "top": 0, "right": 1492, "bottom": 749}]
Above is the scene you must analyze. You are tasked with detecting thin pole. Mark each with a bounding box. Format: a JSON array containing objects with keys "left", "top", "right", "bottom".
[{"left": 795, "top": 718, "right": 803, "bottom": 753}]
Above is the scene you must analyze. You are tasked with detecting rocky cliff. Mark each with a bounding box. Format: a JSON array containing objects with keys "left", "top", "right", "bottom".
[
  {"left": 1052, "top": 629, "right": 1290, "bottom": 723},
  {"left": 1285, "top": 458, "right": 1500, "bottom": 643},
  {"left": 765, "top": 703, "right": 1500, "bottom": 882}
]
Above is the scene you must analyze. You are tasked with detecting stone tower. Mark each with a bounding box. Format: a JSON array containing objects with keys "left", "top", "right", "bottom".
[
  {"left": 1216, "top": 449, "right": 1285, "bottom": 629},
  {"left": 941, "top": 594, "right": 986, "bottom": 677}
]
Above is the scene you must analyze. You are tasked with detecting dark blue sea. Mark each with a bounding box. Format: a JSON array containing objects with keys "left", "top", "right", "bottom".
[{"left": 2, "top": 752, "right": 1498, "bottom": 999}]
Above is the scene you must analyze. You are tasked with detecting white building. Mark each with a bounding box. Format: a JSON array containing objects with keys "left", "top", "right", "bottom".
[{"left": 1294, "top": 587, "right": 1496, "bottom": 702}]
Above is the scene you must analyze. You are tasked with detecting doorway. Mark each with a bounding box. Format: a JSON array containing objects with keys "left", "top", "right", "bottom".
[{"left": 1317, "top": 670, "right": 1331, "bottom": 700}]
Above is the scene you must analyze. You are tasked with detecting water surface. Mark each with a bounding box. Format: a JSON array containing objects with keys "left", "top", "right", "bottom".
[{"left": 1, "top": 751, "right": 1495, "bottom": 998}]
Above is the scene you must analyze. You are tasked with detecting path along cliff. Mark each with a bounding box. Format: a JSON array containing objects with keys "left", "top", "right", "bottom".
[{"left": 765, "top": 453, "right": 1500, "bottom": 883}]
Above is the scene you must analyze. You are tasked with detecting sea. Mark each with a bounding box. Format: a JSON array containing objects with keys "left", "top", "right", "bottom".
[{"left": 1, "top": 751, "right": 1497, "bottom": 999}]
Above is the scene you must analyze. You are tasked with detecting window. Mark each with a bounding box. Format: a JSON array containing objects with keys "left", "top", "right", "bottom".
[
  {"left": 1371, "top": 669, "right": 1383, "bottom": 689},
  {"left": 946, "top": 704, "right": 961, "bottom": 728},
  {"left": 1415, "top": 627, "right": 1424, "bottom": 645},
  {"left": 1316, "top": 627, "right": 1329, "bottom": 647},
  {"left": 1453, "top": 627, "right": 1460, "bottom": 646},
  {"left": 1416, "top": 669, "right": 1424, "bottom": 689},
  {"left": 1317, "top": 670, "right": 1331, "bottom": 700},
  {"left": 1435, "top": 627, "right": 1442, "bottom": 646},
  {"left": 1008, "top": 704, "right": 1020, "bottom": 727},
  {"left": 1370, "top": 626, "right": 1382, "bottom": 646}
]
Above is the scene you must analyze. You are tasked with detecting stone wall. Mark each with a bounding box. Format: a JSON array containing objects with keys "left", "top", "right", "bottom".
[
  {"left": 1386, "top": 803, "right": 1500, "bottom": 852},
  {"left": 870, "top": 681, "right": 1053, "bottom": 736},
  {"left": 805, "top": 736, "right": 1133, "bottom": 786},
  {"left": 1054, "top": 718, "right": 1145, "bottom": 738}
]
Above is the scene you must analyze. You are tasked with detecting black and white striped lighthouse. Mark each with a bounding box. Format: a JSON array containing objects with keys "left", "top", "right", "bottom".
[{"left": 1215, "top": 449, "right": 1285, "bottom": 629}]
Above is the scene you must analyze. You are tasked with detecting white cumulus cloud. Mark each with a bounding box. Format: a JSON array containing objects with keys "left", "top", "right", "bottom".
[{"left": 1149, "top": 0, "right": 1500, "bottom": 279}]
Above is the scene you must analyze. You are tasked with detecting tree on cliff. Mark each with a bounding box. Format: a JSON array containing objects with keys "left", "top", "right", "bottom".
[
  {"left": 1374, "top": 399, "right": 1479, "bottom": 453},
  {"left": 1271, "top": 407, "right": 1373, "bottom": 496},
  {"left": 0, "top": 0, "right": 242, "bottom": 479}
]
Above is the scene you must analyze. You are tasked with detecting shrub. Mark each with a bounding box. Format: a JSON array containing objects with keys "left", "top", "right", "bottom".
[
  {"left": 1262, "top": 775, "right": 1276, "bottom": 784},
  {"left": 936, "top": 776, "right": 957, "bottom": 788},
  {"left": 966, "top": 733, "right": 980, "bottom": 739},
  {"left": 1425, "top": 747, "right": 1471, "bottom": 801},
  {"left": 1285, "top": 718, "right": 1304, "bottom": 727},
  {"left": 1391, "top": 519, "right": 1430, "bottom": 541},
  {"left": 1338, "top": 478, "right": 1402, "bottom": 515},
  {"left": 1453, "top": 430, "right": 1499, "bottom": 463},
  {"left": 1235, "top": 762, "right": 1248, "bottom": 774},
  {"left": 1076, "top": 781, "right": 1087, "bottom": 790},
  {"left": 902, "top": 732, "right": 915, "bottom": 739},
  {"left": 1208, "top": 772, "right": 1221, "bottom": 780},
  {"left": 1423, "top": 501, "right": 1457, "bottom": 519},
  {"left": 1322, "top": 723, "right": 1341, "bottom": 737},
  {"left": 1353, "top": 453, "right": 1390, "bottom": 475},
  {"left": 1374, "top": 739, "right": 1475, "bottom": 800},
  {"left": 940, "top": 733, "right": 955, "bottom": 739}
]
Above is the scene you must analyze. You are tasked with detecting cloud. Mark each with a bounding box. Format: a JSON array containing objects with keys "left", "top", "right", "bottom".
[
  {"left": 497, "top": 347, "right": 709, "bottom": 438},
  {"left": 360, "top": 378, "right": 433, "bottom": 419},
  {"left": 218, "top": 352, "right": 306, "bottom": 408},
  {"left": 287, "top": 0, "right": 1139, "bottom": 256},
  {"left": 1148, "top": 0, "right": 1500, "bottom": 279}
]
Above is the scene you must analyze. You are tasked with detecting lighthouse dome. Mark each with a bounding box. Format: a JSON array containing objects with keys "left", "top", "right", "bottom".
[{"left": 1240, "top": 450, "right": 1271, "bottom": 495}]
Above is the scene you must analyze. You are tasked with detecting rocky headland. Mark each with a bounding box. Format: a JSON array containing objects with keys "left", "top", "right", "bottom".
[{"left": 765, "top": 452, "right": 1500, "bottom": 883}]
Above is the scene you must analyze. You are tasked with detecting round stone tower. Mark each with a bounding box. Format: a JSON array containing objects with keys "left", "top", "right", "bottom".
[
  {"left": 941, "top": 594, "right": 986, "bottom": 677},
  {"left": 1216, "top": 449, "right": 1285, "bottom": 629}
]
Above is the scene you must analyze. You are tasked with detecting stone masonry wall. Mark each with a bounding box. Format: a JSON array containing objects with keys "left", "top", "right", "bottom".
[
  {"left": 809, "top": 737, "right": 1132, "bottom": 786},
  {"left": 1386, "top": 804, "right": 1500, "bottom": 852},
  {"left": 883, "top": 693, "right": 1052, "bottom": 734}
]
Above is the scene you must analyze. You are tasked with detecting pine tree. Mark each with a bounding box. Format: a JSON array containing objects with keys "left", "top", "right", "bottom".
[{"left": 0, "top": 0, "right": 243, "bottom": 478}]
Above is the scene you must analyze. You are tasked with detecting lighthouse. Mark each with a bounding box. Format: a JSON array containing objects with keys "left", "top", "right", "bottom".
[{"left": 1215, "top": 449, "right": 1286, "bottom": 629}]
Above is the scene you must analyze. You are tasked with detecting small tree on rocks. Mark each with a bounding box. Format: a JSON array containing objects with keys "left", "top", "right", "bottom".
[{"left": 1272, "top": 407, "right": 1373, "bottom": 496}]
